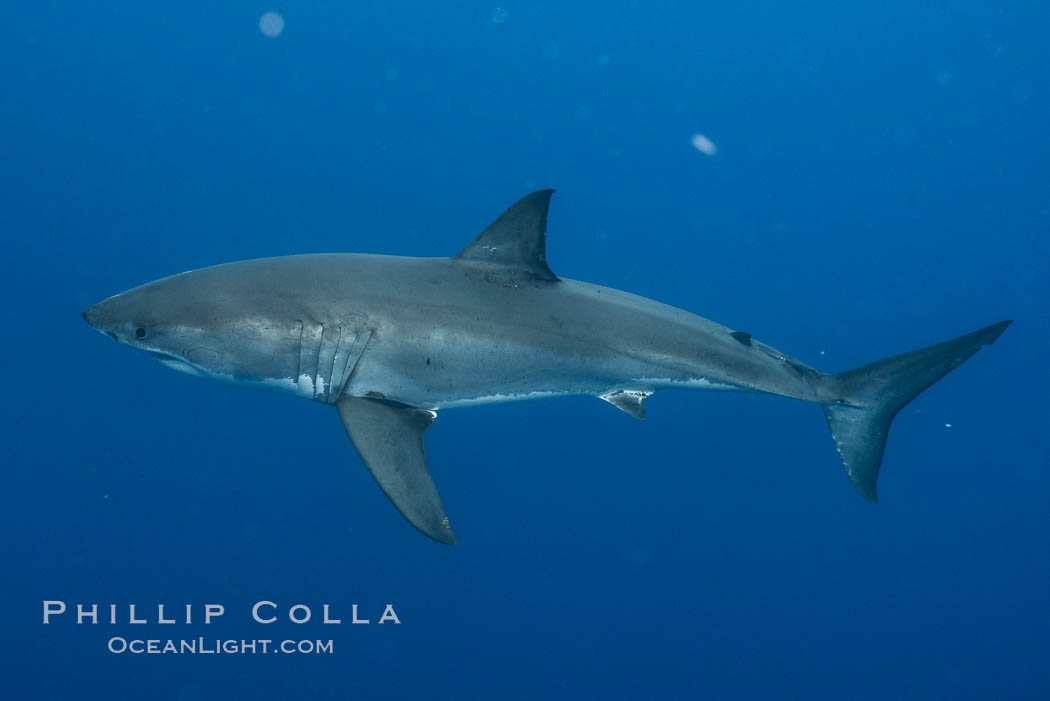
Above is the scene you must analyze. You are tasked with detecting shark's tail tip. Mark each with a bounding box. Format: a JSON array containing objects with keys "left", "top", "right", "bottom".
[
  {"left": 984, "top": 319, "right": 1013, "bottom": 343},
  {"left": 822, "top": 319, "right": 1012, "bottom": 502}
]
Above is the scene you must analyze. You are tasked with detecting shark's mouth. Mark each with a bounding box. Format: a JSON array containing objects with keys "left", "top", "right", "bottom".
[{"left": 150, "top": 351, "right": 208, "bottom": 379}]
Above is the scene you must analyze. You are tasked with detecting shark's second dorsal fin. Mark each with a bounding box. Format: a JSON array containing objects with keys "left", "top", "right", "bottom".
[
  {"left": 730, "top": 331, "right": 752, "bottom": 346},
  {"left": 455, "top": 190, "right": 559, "bottom": 282}
]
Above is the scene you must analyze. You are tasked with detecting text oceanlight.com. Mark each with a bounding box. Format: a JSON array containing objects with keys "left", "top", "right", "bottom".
[{"left": 107, "top": 637, "right": 334, "bottom": 655}]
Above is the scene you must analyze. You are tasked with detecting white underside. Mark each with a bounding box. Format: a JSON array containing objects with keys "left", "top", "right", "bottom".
[
  {"left": 155, "top": 348, "right": 743, "bottom": 411},
  {"left": 428, "top": 390, "right": 565, "bottom": 411},
  {"left": 424, "top": 376, "right": 741, "bottom": 411},
  {"left": 154, "top": 354, "right": 299, "bottom": 394}
]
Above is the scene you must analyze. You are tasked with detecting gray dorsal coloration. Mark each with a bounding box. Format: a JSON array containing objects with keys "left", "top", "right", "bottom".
[{"left": 82, "top": 190, "right": 1012, "bottom": 544}]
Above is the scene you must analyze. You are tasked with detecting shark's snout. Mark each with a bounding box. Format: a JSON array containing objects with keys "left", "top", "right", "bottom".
[
  {"left": 82, "top": 301, "right": 119, "bottom": 341},
  {"left": 82, "top": 304, "right": 100, "bottom": 327}
]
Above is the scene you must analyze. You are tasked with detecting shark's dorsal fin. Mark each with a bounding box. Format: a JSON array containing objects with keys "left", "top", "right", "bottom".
[
  {"left": 455, "top": 190, "right": 559, "bottom": 282},
  {"left": 599, "top": 389, "right": 653, "bottom": 420}
]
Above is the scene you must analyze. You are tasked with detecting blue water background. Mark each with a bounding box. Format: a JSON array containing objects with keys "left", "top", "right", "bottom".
[{"left": 2, "top": 2, "right": 1048, "bottom": 699}]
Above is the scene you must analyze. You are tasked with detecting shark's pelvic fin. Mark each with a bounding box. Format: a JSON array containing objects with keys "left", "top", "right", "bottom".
[
  {"left": 456, "top": 189, "right": 559, "bottom": 282},
  {"left": 335, "top": 396, "right": 456, "bottom": 545},
  {"left": 600, "top": 389, "right": 653, "bottom": 420},
  {"left": 821, "top": 319, "right": 1012, "bottom": 502}
]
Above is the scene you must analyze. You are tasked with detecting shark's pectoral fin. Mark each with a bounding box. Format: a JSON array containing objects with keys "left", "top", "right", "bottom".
[
  {"left": 599, "top": 390, "right": 653, "bottom": 420},
  {"left": 335, "top": 396, "right": 456, "bottom": 545}
]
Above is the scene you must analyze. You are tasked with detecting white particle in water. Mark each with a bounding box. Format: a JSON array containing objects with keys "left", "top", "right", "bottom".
[
  {"left": 259, "top": 12, "right": 284, "bottom": 38},
  {"left": 691, "top": 133, "right": 717, "bottom": 155}
]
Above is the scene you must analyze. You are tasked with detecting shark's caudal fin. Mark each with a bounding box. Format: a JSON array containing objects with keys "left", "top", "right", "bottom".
[{"left": 821, "top": 320, "right": 1011, "bottom": 502}]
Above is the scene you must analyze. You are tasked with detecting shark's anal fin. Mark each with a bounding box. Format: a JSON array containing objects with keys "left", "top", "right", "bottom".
[
  {"left": 335, "top": 396, "right": 456, "bottom": 545},
  {"left": 599, "top": 390, "right": 653, "bottom": 420},
  {"left": 455, "top": 190, "right": 559, "bottom": 282}
]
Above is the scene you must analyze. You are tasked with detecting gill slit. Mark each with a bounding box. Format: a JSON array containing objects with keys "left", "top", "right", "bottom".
[{"left": 294, "top": 320, "right": 304, "bottom": 382}]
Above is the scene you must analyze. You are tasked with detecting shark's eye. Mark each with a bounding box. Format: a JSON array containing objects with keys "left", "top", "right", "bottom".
[{"left": 135, "top": 327, "right": 147, "bottom": 338}]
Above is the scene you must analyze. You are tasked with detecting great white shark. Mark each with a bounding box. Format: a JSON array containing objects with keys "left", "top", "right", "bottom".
[{"left": 83, "top": 190, "right": 1011, "bottom": 544}]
